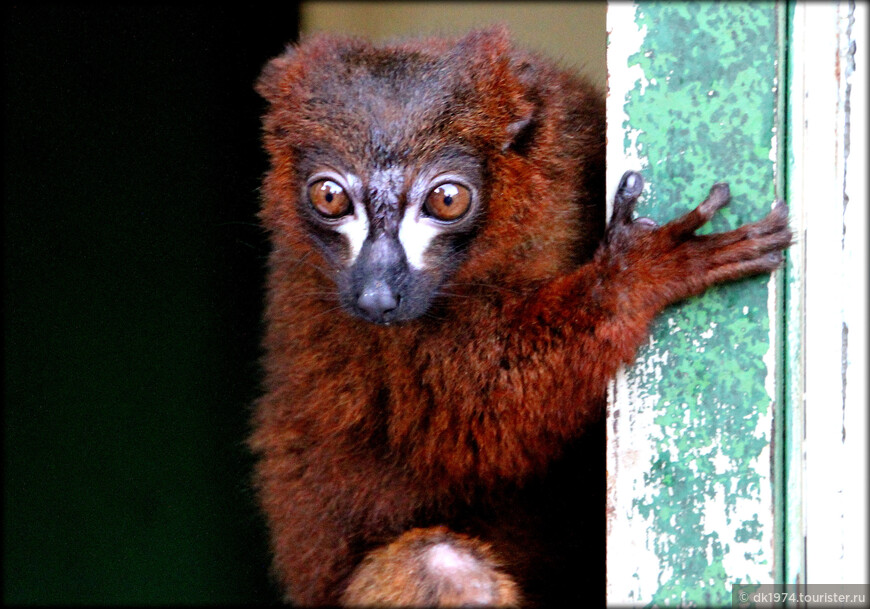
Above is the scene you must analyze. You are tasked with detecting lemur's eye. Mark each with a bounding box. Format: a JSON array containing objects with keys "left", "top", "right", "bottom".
[
  {"left": 309, "top": 180, "right": 352, "bottom": 218},
  {"left": 423, "top": 183, "right": 471, "bottom": 222}
]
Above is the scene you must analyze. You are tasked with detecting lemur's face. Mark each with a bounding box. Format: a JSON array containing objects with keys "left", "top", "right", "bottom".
[
  {"left": 257, "top": 35, "right": 567, "bottom": 325},
  {"left": 261, "top": 42, "right": 513, "bottom": 326},
  {"left": 299, "top": 148, "right": 484, "bottom": 324}
]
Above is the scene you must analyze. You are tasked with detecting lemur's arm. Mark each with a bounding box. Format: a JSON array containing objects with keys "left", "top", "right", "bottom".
[{"left": 392, "top": 172, "right": 790, "bottom": 490}]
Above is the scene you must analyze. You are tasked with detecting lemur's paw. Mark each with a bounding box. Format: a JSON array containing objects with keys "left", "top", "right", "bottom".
[{"left": 602, "top": 173, "right": 792, "bottom": 306}]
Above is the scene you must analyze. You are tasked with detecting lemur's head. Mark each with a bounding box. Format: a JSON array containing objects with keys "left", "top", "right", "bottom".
[{"left": 257, "top": 28, "right": 603, "bottom": 324}]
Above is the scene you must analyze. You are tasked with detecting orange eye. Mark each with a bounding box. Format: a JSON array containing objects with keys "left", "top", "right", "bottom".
[
  {"left": 423, "top": 183, "right": 471, "bottom": 221},
  {"left": 308, "top": 179, "right": 352, "bottom": 218}
]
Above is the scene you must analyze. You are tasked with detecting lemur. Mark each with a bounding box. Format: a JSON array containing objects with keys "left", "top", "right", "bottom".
[{"left": 249, "top": 27, "right": 791, "bottom": 607}]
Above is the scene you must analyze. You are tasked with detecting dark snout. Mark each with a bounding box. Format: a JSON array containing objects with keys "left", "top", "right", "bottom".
[
  {"left": 357, "top": 280, "right": 398, "bottom": 320},
  {"left": 352, "top": 235, "right": 406, "bottom": 324}
]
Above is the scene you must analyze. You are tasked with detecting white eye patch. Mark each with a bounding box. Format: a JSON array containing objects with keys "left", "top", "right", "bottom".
[
  {"left": 327, "top": 173, "right": 368, "bottom": 264},
  {"left": 398, "top": 209, "right": 443, "bottom": 270},
  {"left": 335, "top": 204, "right": 369, "bottom": 264},
  {"left": 337, "top": 203, "right": 440, "bottom": 269},
  {"left": 326, "top": 170, "right": 456, "bottom": 269}
]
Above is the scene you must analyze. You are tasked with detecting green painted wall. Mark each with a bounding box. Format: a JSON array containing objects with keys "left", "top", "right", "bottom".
[{"left": 607, "top": 2, "right": 787, "bottom": 605}]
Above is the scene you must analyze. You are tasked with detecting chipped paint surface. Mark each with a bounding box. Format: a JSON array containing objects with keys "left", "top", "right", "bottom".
[
  {"left": 789, "top": 0, "right": 869, "bottom": 586},
  {"left": 606, "top": 2, "right": 783, "bottom": 605}
]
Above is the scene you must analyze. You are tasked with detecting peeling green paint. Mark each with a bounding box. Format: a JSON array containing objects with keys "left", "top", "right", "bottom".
[{"left": 607, "top": 2, "right": 784, "bottom": 606}]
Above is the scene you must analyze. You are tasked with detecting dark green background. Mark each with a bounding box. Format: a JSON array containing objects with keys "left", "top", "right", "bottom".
[{"left": 4, "top": 6, "right": 298, "bottom": 603}]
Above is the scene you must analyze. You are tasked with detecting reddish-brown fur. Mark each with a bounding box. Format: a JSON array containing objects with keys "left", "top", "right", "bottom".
[
  {"left": 250, "top": 28, "right": 791, "bottom": 606},
  {"left": 341, "top": 526, "right": 521, "bottom": 607}
]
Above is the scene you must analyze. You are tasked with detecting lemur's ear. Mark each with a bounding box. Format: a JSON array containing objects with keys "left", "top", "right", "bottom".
[
  {"left": 447, "top": 27, "right": 541, "bottom": 153},
  {"left": 449, "top": 26, "right": 513, "bottom": 67},
  {"left": 502, "top": 114, "right": 535, "bottom": 152},
  {"left": 501, "top": 56, "right": 541, "bottom": 153},
  {"left": 256, "top": 33, "right": 370, "bottom": 104},
  {"left": 255, "top": 44, "right": 298, "bottom": 104},
  {"left": 254, "top": 44, "right": 308, "bottom": 104}
]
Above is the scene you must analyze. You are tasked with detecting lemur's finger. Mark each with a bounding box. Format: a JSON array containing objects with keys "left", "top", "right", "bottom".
[
  {"left": 664, "top": 182, "right": 731, "bottom": 240},
  {"left": 704, "top": 251, "right": 784, "bottom": 285},
  {"left": 689, "top": 199, "right": 791, "bottom": 251},
  {"left": 611, "top": 171, "right": 644, "bottom": 225}
]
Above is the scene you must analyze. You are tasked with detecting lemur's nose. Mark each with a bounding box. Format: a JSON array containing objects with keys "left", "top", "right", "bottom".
[{"left": 357, "top": 281, "right": 399, "bottom": 322}]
